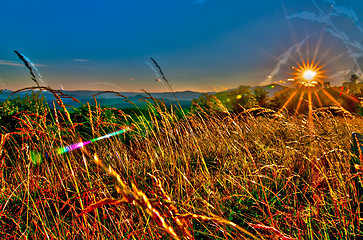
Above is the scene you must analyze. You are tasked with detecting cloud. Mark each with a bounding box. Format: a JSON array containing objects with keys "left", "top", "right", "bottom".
[
  {"left": 0, "top": 59, "right": 23, "bottom": 66},
  {"left": 89, "top": 82, "right": 125, "bottom": 92},
  {"left": 283, "top": 1, "right": 363, "bottom": 76},
  {"left": 4, "top": 60, "right": 48, "bottom": 68},
  {"left": 286, "top": 11, "right": 330, "bottom": 24},
  {"left": 193, "top": 0, "right": 207, "bottom": 5},
  {"left": 332, "top": 5, "right": 362, "bottom": 32},
  {"left": 328, "top": 70, "right": 350, "bottom": 79},
  {"left": 324, "top": 27, "right": 350, "bottom": 42},
  {"left": 34, "top": 63, "right": 48, "bottom": 68},
  {"left": 349, "top": 52, "right": 363, "bottom": 59},
  {"left": 73, "top": 59, "right": 89, "bottom": 62},
  {"left": 260, "top": 34, "right": 314, "bottom": 86},
  {"left": 0, "top": 77, "right": 8, "bottom": 89}
]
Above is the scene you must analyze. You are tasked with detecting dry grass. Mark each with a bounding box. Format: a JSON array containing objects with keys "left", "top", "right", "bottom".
[{"left": 1, "top": 92, "right": 363, "bottom": 239}]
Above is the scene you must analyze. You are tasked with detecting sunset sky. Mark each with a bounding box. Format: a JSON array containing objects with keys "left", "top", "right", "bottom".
[{"left": 0, "top": 0, "right": 362, "bottom": 92}]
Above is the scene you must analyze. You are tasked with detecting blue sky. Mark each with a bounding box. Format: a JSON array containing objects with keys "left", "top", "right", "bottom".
[{"left": 0, "top": 0, "right": 362, "bottom": 92}]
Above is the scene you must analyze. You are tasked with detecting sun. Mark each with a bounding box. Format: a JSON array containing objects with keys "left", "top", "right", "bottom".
[
  {"left": 276, "top": 58, "right": 332, "bottom": 123},
  {"left": 293, "top": 61, "right": 325, "bottom": 87},
  {"left": 302, "top": 70, "right": 317, "bottom": 81},
  {"left": 276, "top": 57, "right": 357, "bottom": 127}
]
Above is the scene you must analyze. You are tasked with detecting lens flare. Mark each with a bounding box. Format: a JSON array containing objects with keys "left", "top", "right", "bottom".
[
  {"left": 293, "top": 60, "right": 325, "bottom": 87},
  {"left": 302, "top": 70, "right": 317, "bottom": 81},
  {"left": 57, "top": 127, "right": 131, "bottom": 154}
]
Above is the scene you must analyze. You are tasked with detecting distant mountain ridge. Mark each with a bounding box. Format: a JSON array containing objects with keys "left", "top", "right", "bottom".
[
  {"left": 0, "top": 89, "right": 214, "bottom": 109},
  {"left": 250, "top": 84, "right": 286, "bottom": 97},
  {"left": 0, "top": 89, "right": 212, "bottom": 99},
  {"left": 0, "top": 85, "right": 286, "bottom": 108}
]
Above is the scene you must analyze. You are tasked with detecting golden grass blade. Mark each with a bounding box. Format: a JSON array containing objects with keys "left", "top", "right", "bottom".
[{"left": 77, "top": 198, "right": 126, "bottom": 218}]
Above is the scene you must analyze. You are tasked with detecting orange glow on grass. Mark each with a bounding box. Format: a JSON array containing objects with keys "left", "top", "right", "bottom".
[
  {"left": 295, "top": 91, "right": 305, "bottom": 114},
  {"left": 320, "top": 88, "right": 343, "bottom": 107},
  {"left": 313, "top": 91, "right": 323, "bottom": 107},
  {"left": 278, "top": 58, "right": 328, "bottom": 131},
  {"left": 278, "top": 90, "right": 298, "bottom": 113}
]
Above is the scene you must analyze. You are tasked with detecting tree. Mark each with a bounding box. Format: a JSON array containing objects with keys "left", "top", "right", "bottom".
[
  {"left": 191, "top": 93, "right": 229, "bottom": 115},
  {"left": 229, "top": 86, "right": 257, "bottom": 112},
  {"left": 350, "top": 74, "right": 359, "bottom": 84},
  {"left": 0, "top": 91, "right": 47, "bottom": 133},
  {"left": 323, "top": 81, "right": 331, "bottom": 88},
  {"left": 253, "top": 87, "right": 269, "bottom": 107},
  {"left": 266, "top": 88, "right": 296, "bottom": 111}
]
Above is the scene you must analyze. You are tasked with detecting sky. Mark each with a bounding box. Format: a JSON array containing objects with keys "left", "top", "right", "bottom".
[{"left": 0, "top": 0, "right": 363, "bottom": 92}]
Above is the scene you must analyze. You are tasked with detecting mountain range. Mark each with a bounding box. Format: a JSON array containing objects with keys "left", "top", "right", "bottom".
[
  {"left": 0, "top": 84, "right": 285, "bottom": 109},
  {"left": 0, "top": 89, "right": 214, "bottom": 109}
]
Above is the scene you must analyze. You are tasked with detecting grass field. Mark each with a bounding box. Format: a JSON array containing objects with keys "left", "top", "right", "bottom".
[{"left": 1, "top": 91, "right": 363, "bottom": 239}]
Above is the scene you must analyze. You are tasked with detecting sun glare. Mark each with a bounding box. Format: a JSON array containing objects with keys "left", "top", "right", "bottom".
[
  {"left": 277, "top": 58, "right": 331, "bottom": 126},
  {"left": 293, "top": 60, "right": 325, "bottom": 87},
  {"left": 302, "top": 70, "right": 317, "bottom": 81}
]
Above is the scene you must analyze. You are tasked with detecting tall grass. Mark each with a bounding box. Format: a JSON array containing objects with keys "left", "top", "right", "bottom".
[{"left": 1, "top": 88, "right": 363, "bottom": 239}]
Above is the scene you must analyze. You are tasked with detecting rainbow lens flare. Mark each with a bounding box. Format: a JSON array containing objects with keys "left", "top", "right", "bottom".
[{"left": 57, "top": 127, "right": 131, "bottom": 154}]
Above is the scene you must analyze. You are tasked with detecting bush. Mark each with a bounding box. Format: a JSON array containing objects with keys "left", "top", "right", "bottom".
[{"left": 0, "top": 91, "right": 47, "bottom": 133}]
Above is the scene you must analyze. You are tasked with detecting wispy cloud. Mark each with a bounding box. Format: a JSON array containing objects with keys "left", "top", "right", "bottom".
[
  {"left": 72, "top": 59, "right": 90, "bottom": 69},
  {"left": 73, "top": 59, "right": 89, "bottom": 62},
  {"left": 89, "top": 82, "right": 125, "bottom": 92},
  {"left": 0, "top": 59, "right": 48, "bottom": 68},
  {"left": 0, "top": 59, "right": 23, "bottom": 66},
  {"left": 34, "top": 63, "right": 48, "bottom": 68},
  {"left": 193, "top": 0, "right": 207, "bottom": 5},
  {"left": 0, "top": 77, "right": 8, "bottom": 89},
  {"left": 273, "top": 0, "right": 363, "bottom": 82},
  {"left": 331, "top": 5, "right": 363, "bottom": 32},
  {"left": 328, "top": 70, "right": 351, "bottom": 79},
  {"left": 260, "top": 33, "right": 317, "bottom": 86},
  {"left": 285, "top": 11, "right": 330, "bottom": 24}
]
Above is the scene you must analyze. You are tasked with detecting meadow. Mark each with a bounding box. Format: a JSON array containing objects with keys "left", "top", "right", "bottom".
[{"left": 1, "top": 87, "right": 363, "bottom": 239}]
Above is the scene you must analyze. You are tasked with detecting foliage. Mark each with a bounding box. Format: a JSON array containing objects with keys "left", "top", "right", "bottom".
[
  {"left": 266, "top": 88, "right": 295, "bottom": 110},
  {"left": 323, "top": 82, "right": 331, "bottom": 88},
  {"left": 191, "top": 93, "right": 229, "bottom": 115},
  {"left": 253, "top": 87, "right": 269, "bottom": 107},
  {"left": 0, "top": 91, "right": 47, "bottom": 133},
  {"left": 343, "top": 82, "right": 363, "bottom": 97},
  {"left": 2, "top": 89, "right": 363, "bottom": 239},
  {"left": 192, "top": 86, "right": 258, "bottom": 114},
  {"left": 215, "top": 85, "right": 257, "bottom": 112},
  {"left": 350, "top": 74, "right": 359, "bottom": 83}
]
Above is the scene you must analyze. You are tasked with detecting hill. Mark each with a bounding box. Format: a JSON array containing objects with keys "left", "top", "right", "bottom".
[
  {"left": 250, "top": 84, "right": 286, "bottom": 97},
  {"left": 0, "top": 89, "right": 213, "bottom": 109}
]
